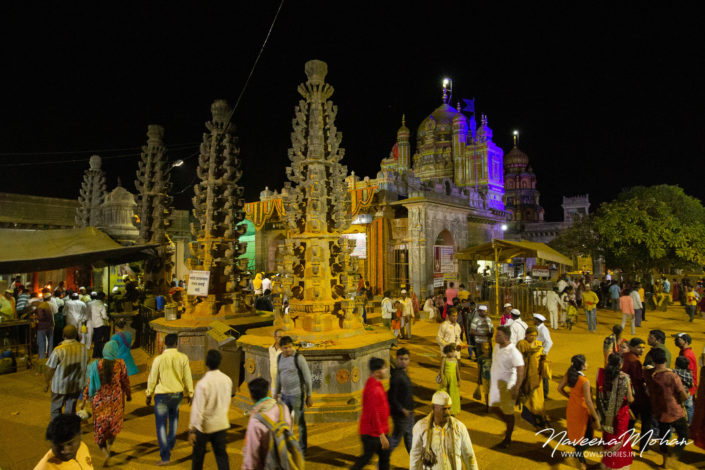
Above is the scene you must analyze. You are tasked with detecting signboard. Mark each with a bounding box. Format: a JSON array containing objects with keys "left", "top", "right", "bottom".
[
  {"left": 187, "top": 270, "right": 211, "bottom": 297},
  {"left": 341, "top": 233, "right": 367, "bottom": 259},
  {"left": 532, "top": 267, "right": 550, "bottom": 278},
  {"left": 433, "top": 245, "right": 455, "bottom": 273}
]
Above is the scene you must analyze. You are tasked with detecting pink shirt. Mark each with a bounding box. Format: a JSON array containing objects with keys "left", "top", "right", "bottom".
[
  {"left": 242, "top": 399, "right": 293, "bottom": 470},
  {"left": 619, "top": 295, "right": 634, "bottom": 315},
  {"left": 445, "top": 288, "right": 458, "bottom": 305}
]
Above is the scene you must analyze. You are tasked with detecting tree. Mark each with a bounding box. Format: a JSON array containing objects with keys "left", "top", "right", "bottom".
[
  {"left": 549, "top": 214, "right": 602, "bottom": 261},
  {"left": 596, "top": 185, "right": 705, "bottom": 275}
]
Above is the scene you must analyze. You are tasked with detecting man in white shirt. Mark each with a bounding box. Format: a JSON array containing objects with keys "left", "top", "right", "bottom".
[
  {"left": 381, "top": 290, "right": 394, "bottom": 328},
  {"left": 261, "top": 275, "right": 272, "bottom": 294},
  {"left": 508, "top": 309, "right": 528, "bottom": 345},
  {"left": 63, "top": 293, "right": 88, "bottom": 345},
  {"left": 189, "top": 349, "right": 232, "bottom": 470},
  {"left": 268, "top": 329, "right": 282, "bottom": 395},
  {"left": 86, "top": 292, "right": 110, "bottom": 358},
  {"left": 399, "top": 290, "right": 414, "bottom": 339},
  {"left": 533, "top": 314, "right": 553, "bottom": 400},
  {"left": 545, "top": 287, "right": 561, "bottom": 330},
  {"left": 436, "top": 310, "right": 462, "bottom": 357},
  {"left": 489, "top": 325, "right": 525, "bottom": 449}
]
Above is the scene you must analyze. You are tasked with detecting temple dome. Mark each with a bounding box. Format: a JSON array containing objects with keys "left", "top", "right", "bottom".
[
  {"left": 504, "top": 145, "right": 529, "bottom": 171},
  {"left": 417, "top": 103, "right": 458, "bottom": 139}
]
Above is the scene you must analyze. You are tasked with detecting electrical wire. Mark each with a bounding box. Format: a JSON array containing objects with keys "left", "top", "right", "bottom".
[
  {"left": 0, "top": 142, "right": 199, "bottom": 157},
  {"left": 224, "top": 0, "right": 285, "bottom": 128},
  {"left": 0, "top": 144, "right": 199, "bottom": 168}
]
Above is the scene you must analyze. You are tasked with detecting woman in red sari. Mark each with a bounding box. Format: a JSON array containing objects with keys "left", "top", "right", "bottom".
[
  {"left": 596, "top": 353, "right": 634, "bottom": 470},
  {"left": 82, "top": 340, "right": 131, "bottom": 458}
]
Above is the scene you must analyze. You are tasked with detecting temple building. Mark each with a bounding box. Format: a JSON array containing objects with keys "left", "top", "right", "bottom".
[
  {"left": 503, "top": 134, "right": 544, "bottom": 229},
  {"left": 247, "top": 83, "right": 508, "bottom": 299}
]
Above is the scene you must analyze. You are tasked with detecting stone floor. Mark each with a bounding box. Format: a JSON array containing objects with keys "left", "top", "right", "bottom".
[{"left": 1, "top": 304, "right": 703, "bottom": 469}]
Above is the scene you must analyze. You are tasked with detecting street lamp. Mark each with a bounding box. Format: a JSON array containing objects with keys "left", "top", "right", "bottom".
[{"left": 170, "top": 159, "right": 184, "bottom": 168}]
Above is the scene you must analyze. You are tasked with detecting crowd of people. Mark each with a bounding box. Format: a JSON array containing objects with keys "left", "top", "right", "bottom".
[{"left": 13, "top": 271, "right": 705, "bottom": 469}]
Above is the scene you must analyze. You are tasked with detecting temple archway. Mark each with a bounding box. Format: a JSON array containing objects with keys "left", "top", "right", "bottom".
[{"left": 267, "top": 233, "right": 286, "bottom": 272}]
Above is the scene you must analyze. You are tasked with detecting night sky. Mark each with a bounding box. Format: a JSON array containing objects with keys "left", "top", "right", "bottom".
[{"left": 3, "top": 3, "right": 704, "bottom": 220}]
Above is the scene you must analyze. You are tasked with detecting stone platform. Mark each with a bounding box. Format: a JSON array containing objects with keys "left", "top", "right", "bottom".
[
  {"left": 150, "top": 312, "right": 274, "bottom": 381},
  {"left": 234, "top": 324, "right": 395, "bottom": 422}
]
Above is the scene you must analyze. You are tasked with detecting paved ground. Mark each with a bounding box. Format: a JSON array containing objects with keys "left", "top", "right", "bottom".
[{"left": 1, "top": 304, "right": 703, "bottom": 469}]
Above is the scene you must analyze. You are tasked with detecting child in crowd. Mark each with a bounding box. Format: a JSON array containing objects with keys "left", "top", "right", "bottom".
[
  {"left": 439, "top": 344, "right": 461, "bottom": 415},
  {"left": 674, "top": 356, "right": 694, "bottom": 423},
  {"left": 391, "top": 301, "right": 402, "bottom": 338},
  {"left": 475, "top": 341, "right": 492, "bottom": 412}
]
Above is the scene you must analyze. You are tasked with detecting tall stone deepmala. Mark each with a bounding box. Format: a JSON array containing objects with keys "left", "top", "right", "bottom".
[
  {"left": 188, "top": 100, "right": 250, "bottom": 316},
  {"left": 282, "top": 60, "right": 359, "bottom": 332},
  {"left": 134, "top": 125, "right": 174, "bottom": 295},
  {"left": 75, "top": 155, "right": 107, "bottom": 227}
]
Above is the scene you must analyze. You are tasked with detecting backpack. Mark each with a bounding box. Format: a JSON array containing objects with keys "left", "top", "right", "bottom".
[{"left": 255, "top": 402, "right": 305, "bottom": 470}]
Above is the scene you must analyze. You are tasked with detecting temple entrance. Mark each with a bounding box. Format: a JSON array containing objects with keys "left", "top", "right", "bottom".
[
  {"left": 389, "top": 246, "right": 409, "bottom": 293},
  {"left": 267, "top": 234, "right": 285, "bottom": 273},
  {"left": 433, "top": 229, "right": 457, "bottom": 292}
]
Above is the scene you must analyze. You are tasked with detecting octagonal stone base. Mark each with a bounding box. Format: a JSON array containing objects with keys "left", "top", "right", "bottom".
[
  {"left": 150, "top": 312, "right": 274, "bottom": 381},
  {"left": 234, "top": 325, "right": 396, "bottom": 422}
]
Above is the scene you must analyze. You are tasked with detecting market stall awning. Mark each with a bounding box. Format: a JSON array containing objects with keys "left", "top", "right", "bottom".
[
  {"left": 0, "top": 227, "right": 160, "bottom": 273},
  {"left": 454, "top": 239, "right": 573, "bottom": 266}
]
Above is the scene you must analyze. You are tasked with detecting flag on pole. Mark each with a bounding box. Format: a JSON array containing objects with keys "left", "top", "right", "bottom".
[{"left": 461, "top": 98, "right": 475, "bottom": 114}]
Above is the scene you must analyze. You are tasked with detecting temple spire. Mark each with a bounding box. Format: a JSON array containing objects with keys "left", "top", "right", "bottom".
[{"left": 513, "top": 130, "right": 519, "bottom": 147}]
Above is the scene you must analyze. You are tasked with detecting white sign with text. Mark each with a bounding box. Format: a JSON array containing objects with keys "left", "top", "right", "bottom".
[{"left": 187, "top": 270, "right": 211, "bottom": 297}]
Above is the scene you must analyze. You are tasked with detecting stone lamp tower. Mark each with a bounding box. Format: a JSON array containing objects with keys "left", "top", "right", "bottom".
[
  {"left": 186, "top": 100, "right": 251, "bottom": 317},
  {"left": 75, "top": 155, "right": 107, "bottom": 227},
  {"left": 280, "top": 59, "right": 361, "bottom": 336},
  {"left": 134, "top": 125, "right": 175, "bottom": 295}
]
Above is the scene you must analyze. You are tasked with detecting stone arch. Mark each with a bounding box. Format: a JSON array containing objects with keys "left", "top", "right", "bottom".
[{"left": 435, "top": 229, "right": 454, "bottom": 247}]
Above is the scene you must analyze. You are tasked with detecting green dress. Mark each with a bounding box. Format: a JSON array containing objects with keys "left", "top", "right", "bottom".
[{"left": 442, "top": 359, "right": 461, "bottom": 415}]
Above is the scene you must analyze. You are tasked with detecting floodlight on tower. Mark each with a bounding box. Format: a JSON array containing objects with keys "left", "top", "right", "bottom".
[{"left": 442, "top": 77, "right": 452, "bottom": 104}]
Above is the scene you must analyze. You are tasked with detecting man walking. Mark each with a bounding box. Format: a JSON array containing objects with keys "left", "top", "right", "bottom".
[
  {"left": 388, "top": 348, "right": 413, "bottom": 454},
  {"left": 63, "top": 293, "right": 88, "bottom": 346},
  {"left": 630, "top": 284, "right": 643, "bottom": 328},
  {"left": 381, "top": 290, "right": 394, "bottom": 328},
  {"left": 545, "top": 287, "right": 561, "bottom": 330},
  {"left": 581, "top": 284, "right": 599, "bottom": 332},
  {"left": 87, "top": 292, "right": 109, "bottom": 358},
  {"left": 410, "top": 391, "right": 478, "bottom": 470},
  {"left": 189, "top": 350, "right": 232, "bottom": 470},
  {"left": 351, "top": 357, "right": 390, "bottom": 470},
  {"left": 645, "top": 348, "right": 689, "bottom": 468},
  {"left": 609, "top": 281, "right": 621, "bottom": 312},
  {"left": 508, "top": 309, "right": 528, "bottom": 345},
  {"left": 44, "top": 325, "right": 88, "bottom": 419},
  {"left": 436, "top": 309, "right": 462, "bottom": 358},
  {"left": 470, "top": 305, "right": 493, "bottom": 360},
  {"left": 533, "top": 314, "right": 553, "bottom": 398},
  {"left": 274, "top": 336, "right": 313, "bottom": 453},
  {"left": 146, "top": 333, "right": 194, "bottom": 466},
  {"left": 489, "top": 325, "right": 525, "bottom": 448},
  {"left": 399, "top": 289, "right": 414, "bottom": 339}
]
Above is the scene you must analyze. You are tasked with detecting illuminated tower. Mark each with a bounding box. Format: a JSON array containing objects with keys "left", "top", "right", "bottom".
[
  {"left": 396, "top": 115, "right": 410, "bottom": 172},
  {"left": 75, "top": 155, "right": 107, "bottom": 227},
  {"left": 452, "top": 102, "right": 468, "bottom": 186}
]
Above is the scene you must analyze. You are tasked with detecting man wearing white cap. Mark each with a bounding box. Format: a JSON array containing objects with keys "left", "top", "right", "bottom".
[
  {"left": 470, "top": 305, "right": 493, "bottom": 360},
  {"left": 500, "top": 302, "right": 513, "bottom": 326},
  {"left": 533, "top": 314, "right": 552, "bottom": 399},
  {"left": 410, "top": 391, "right": 478, "bottom": 470},
  {"left": 78, "top": 287, "right": 91, "bottom": 304},
  {"left": 399, "top": 290, "right": 414, "bottom": 340},
  {"left": 508, "top": 309, "right": 528, "bottom": 345},
  {"left": 489, "top": 325, "right": 525, "bottom": 449}
]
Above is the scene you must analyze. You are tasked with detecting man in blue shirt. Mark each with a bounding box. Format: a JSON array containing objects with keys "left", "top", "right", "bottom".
[{"left": 609, "top": 281, "right": 621, "bottom": 311}]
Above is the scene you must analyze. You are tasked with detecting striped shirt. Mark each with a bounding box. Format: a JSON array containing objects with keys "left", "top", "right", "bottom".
[
  {"left": 147, "top": 348, "right": 194, "bottom": 397},
  {"left": 46, "top": 339, "right": 88, "bottom": 394},
  {"left": 15, "top": 293, "right": 30, "bottom": 314}
]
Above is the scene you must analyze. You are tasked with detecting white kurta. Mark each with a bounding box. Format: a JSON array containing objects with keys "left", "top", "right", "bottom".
[{"left": 410, "top": 415, "right": 479, "bottom": 470}]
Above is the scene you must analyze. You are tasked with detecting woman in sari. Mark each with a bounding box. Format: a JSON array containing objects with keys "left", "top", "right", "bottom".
[
  {"left": 111, "top": 318, "right": 138, "bottom": 376},
  {"left": 517, "top": 326, "right": 548, "bottom": 427},
  {"left": 596, "top": 353, "right": 634, "bottom": 470},
  {"left": 559, "top": 354, "right": 601, "bottom": 470},
  {"left": 82, "top": 341, "right": 131, "bottom": 458}
]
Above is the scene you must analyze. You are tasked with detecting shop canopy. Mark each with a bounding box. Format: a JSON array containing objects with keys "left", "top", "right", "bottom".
[
  {"left": 455, "top": 239, "right": 572, "bottom": 266},
  {"left": 0, "top": 227, "right": 160, "bottom": 273}
]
